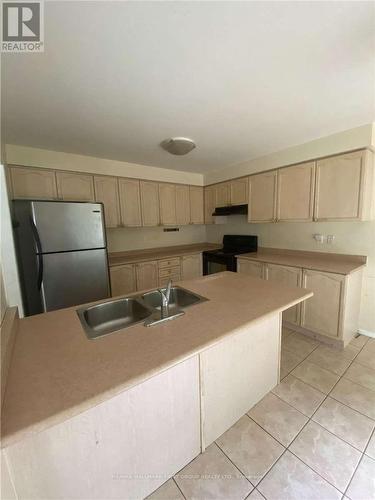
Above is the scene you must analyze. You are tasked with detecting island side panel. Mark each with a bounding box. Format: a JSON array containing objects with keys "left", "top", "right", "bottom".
[
  {"left": 4, "top": 356, "right": 201, "bottom": 500},
  {"left": 200, "top": 313, "right": 281, "bottom": 448}
]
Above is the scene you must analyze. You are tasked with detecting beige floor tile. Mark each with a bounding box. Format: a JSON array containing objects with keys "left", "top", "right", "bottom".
[
  {"left": 306, "top": 345, "right": 353, "bottom": 376},
  {"left": 272, "top": 374, "right": 325, "bottom": 417},
  {"left": 280, "top": 349, "right": 304, "bottom": 379},
  {"left": 246, "top": 488, "right": 265, "bottom": 499},
  {"left": 312, "top": 397, "right": 375, "bottom": 452},
  {"left": 365, "top": 431, "right": 375, "bottom": 460},
  {"left": 289, "top": 421, "right": 361, "bottom": 492},
  {"left": 282, "top": 327, "right": 294, "bottom": 339},
  {"left": 216, "top": 416, "right": 284, "bottom": 486},
  {"left": 355, "top": 342, "right": 375, "bottom": 370},
  {"left": 344, "top": 362, "right": 375, "bottom": 392},
  {"left": 350, "top": 334, "right": 369, "bottom": 349},
  {"left": 346, "top": 455, "right": 375, "bottom": 500},
  {"left": 248, "top": 393, "right": 308, "bottom": 446},
  {"left": 257, "top": 451, "right": 341, "bottom": 500},
  {"left": 174, "top": 443, "right": 252, "bottom": 500},
  {"left": 147, "top": 479, "right": 184, "bottom": 500},
  {"left": 282, "top": 332, "right": 320, "bottom": 358},
  {"left": 341, "top": 344, "right": 362, "bottom": 361},
  {"left": 291, "top": 360, "right": 340, "bottom": 394},
  {"left": 331, "top": 378, "right": 375, "bottom": 420}
]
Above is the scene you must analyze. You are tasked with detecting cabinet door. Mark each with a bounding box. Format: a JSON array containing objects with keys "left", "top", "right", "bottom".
[
  {"left": 248, "top": 171, "right": 277, "bottom": 222},
  {"left": 230, "top": 178, "right": 248, "bottom": 205},
  {"left": 277, "top": 162, "right": 315, "bottom": 221},
  {"left": 140, "top": 181, "right": 160, "bottom": 226},
  {"left": 175, "top": 185, "right": 190, "bottom": 225},
  {"left": 94, "top": 176, "right": 120, "bottom": 228},
  {"left": 314, "top": 151, "right": 364, "bottom": 221},
  {"left": 56, "top": 171, "right": 95, "bottom": 201},
  {"left": 301, "top": 270, "right": 344, "bottom": 338},
  {"left": 110, "top": 264, "right": 136, "bottom": 297},
  {"left": 237, "top": 259, "right": 264, "bottom": 279},
  {"left": 159, "top": 183, "right": 177, "bottom": 226},
  {"left": 265, "top": 264, "right": 302, "bottom": 325},
  {"left": 181, "top": 254, "right": 202, "bottom": 280},
  {"left": 204, "top": 186, "right": 215, "bottom": 224},
  {"left": 189, "top": 186, "right": 204, "bottom": 224},
  {"left": 136, "top": 261, "right": 158, "bottom": 291},
  {"left": 215, "top": 183, "right": 230, "bottom": 207},
  {"left": 118, "top": 178, "right": 142, "bottom": 227},
  {"left": 10, "top": 166, "right": 57, "bottom": 200}
]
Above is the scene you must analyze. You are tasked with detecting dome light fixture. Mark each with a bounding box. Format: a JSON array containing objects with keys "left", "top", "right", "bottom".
[{"left": 160, "top": 137, "right": 196, "bottom": 156}]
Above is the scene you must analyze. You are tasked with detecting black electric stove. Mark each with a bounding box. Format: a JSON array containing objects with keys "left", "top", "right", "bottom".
[{"left": 203, "top": 235, "right": 258, "bottom": 275}]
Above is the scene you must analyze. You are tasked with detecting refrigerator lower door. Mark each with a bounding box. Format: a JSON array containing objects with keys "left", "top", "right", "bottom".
[{"left": 40, "top": 249, "right": 110, "bottom": 312}]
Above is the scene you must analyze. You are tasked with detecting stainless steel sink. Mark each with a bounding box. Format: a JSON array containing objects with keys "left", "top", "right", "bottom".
[
  {"left": 77, "top": 286, "right": 208, "bottom": 339},
  {"left": 77, "top": 297, "right": 153, "bottom": 339}
]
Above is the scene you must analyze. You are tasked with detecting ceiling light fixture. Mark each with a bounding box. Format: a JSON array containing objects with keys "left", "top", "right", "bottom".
[{"left": 160, "top": 137, "right": 196, "bottom": 156}]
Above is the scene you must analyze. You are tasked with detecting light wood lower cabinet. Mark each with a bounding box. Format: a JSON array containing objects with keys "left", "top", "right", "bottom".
[
  {"left": 135, "top": 261, "right": 158, "bottom": 290},
  {"left": 118, "top": 178, "right": 142, "bottom": 227},
  {"left": 237, "top": 259, "right": 265, "bottom": 279},
  {"left": 94, "top": 176, "right": 120, "bottom": 228},
  {"left": 301, "top": 269, "right": 345, "bottom": 338},
  {"left": 10, "top": 166, "right": 58, "bottom": 200},
  {"left": 140, "top": 181, "right": 160, "bottom": 226},
  {"left": 189, "top": 186, "right": 204, "bottom": 224},
  {"left": 110, "top": 264, "right": 137, "bottom": 297},
  {"left": 159, "top": 183, "right": 177, "bottom": 226},
  {"left": 248, "top": 171, "right": 277, "bottom": 222},
  {"left": 56, "top": 171, "right": 95, "bottom": 201},
  {"left": 4, "top": 357, "right": 201, "bottom": 500},
  {"left": 181, "top": 254, "right": 202, "bottom": 280},
  {"left": 175, "top": 185, "right": 190, "bottom": 225},
  {"left": 265, "top": 264, "right": 302, "bottom": 325}
]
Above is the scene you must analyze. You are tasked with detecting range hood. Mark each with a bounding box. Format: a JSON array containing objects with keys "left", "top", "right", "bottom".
[{"left": 212, "top": 204, "right": 248, "bottom": 216}]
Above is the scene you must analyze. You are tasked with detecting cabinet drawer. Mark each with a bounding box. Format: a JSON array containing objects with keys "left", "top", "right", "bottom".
[
  {"left": 158, "top": 258, "right": 180, "bottom": 269},
  {"left": 159, "top": 275, "right": 181, "bottom": 287},
  {"left": 159, "top": 266, "right": 181, "bottom": 278}
]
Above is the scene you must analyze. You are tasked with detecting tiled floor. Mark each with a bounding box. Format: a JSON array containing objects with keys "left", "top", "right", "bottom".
[{"left": 148, "top": 329, "right": 375, "bottom": 500}]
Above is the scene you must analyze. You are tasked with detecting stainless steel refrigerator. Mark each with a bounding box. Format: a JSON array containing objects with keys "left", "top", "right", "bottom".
[{"left": 12, "top": 200, "right": 110, "bottom": 316}]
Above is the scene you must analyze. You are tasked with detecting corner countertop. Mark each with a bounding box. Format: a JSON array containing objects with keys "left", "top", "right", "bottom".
[
  {"left": 108, "top": 243, "right": 221, "bottom": 267},
  {"left": 1, "top": 272, "right": 312, "bottom": 448},
  {"left": 237, "top": 248, "right": 367, "bottom": 275}
]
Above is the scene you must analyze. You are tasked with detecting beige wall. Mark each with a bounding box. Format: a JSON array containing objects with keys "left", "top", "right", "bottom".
[
  {"left": 206, "top": 218, "right": 375, "bottom": 332},
  {"left": 107, "top": 224, "right": 206, "bottom": 253}
]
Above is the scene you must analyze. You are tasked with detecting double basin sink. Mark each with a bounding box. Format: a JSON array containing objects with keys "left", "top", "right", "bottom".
[{"left": 77, "top": 286, "right": 208, "bottom": 340}]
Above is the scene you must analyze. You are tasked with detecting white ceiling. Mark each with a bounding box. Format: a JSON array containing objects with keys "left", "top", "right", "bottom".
[{"left": 2, "top": 1, "right": 375, "bottom": 174}]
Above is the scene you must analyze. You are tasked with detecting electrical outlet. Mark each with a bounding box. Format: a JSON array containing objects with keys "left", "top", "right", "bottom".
[
  {"left": 313, "top": 234, "right": 325, "bottom": 243},
  {"left": 327, "top": 235, "right": 335, "bottom": 244}
]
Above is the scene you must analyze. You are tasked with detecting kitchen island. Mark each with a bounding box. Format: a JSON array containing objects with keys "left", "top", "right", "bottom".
[{"left": 1, "top": 272, "right": 312, "bottom": 499}]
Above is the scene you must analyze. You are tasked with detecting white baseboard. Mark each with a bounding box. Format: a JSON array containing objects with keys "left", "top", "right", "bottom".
[{"left": 358, "top": 328, "right": 375, "bottom": 339}]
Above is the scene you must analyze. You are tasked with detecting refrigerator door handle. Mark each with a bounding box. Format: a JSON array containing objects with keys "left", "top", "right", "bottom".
[{"left": 29, "top": 216, "right": 44, "bottom": 290}]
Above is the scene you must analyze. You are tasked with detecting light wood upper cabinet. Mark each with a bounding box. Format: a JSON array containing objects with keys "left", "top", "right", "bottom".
[
  {"left": 237, "top": 259, "right": 265, "bottom": 279},
  {"left": 118, "top": 178, "right": 142, "bottom": 227},
  {"left": 135, "top": 261, "right": 158, "bottom": 291},
  {"left": 175, "top": 185, "right": 191, "bottom": 225},
  {"left": 159, "top": 183, "right": 177, "bottom": 226},
  {"left": 140, "top": 181, "right": 160, "bottom": 227},
  {"left": 265, "top": 264, "right": 302, "bottom": 325},
  {"left": 204, "top": 186, "right": 215, "bottom": 224},
  {"left": 314, "top": 150, "right": 374, "bottom": 221},
  {"left": 189, "top": 186, "right": 204, "bottom": 224},
  {"left": 230, "top": 178, "right": 248, "bottom": 205},
  {"left": 94, "top": 176, "right": 120, "bottom": 228},
  {"left": 110, "top": 264, "right": 136, "bottom": 297},
  {"left": 181, "top": 254, "right": 202, "bottom": 280},
  {"left": 10, "top": 166, "right": 58, "bottom": 200},
  {"left": 56, "top": 171, "right": 95, "bottom": 201},
  {"left": 248, "top": 171, "right": 277, "bottom": 222},
  {"left": 301, "top": 269, "right": 344, "bottom": 338},
  {"left": 215, "top": 183, "right": 230, "bottom": 207},
  {"left": 277, "top": 162, "right": 315, "bottom": 222}
]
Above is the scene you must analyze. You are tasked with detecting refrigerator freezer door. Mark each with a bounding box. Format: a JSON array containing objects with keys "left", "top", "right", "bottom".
[
  {"left": 31, "top": 201, "right": 106, "bottom": 253},
  {"left": 40, "top": 249, "right": 110, "bottom": 312}
]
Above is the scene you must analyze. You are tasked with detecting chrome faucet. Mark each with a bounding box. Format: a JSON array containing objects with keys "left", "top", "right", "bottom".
[{"left": 159, "top": 279, "right": 172, "bottom": 316}]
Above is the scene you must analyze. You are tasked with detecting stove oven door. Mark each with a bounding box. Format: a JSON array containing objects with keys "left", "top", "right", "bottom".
[{"left": 203, "top": 252, "right": 236, "bottom": 275}]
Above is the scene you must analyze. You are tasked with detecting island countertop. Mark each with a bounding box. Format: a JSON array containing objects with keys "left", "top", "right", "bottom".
[{"left": 1, "top": 272, "right": 312, "bottom": 448}]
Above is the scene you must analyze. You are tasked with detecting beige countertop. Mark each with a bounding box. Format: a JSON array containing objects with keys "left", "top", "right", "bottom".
[
  {"left": 237, "top": 248, "right": 367, "bottom": 275},
  {"left": 1, "top": 272, "right": 312, "bottom": 448},
  {"left": 108, "top": 243, "right": 221, "bottom": 267}
]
